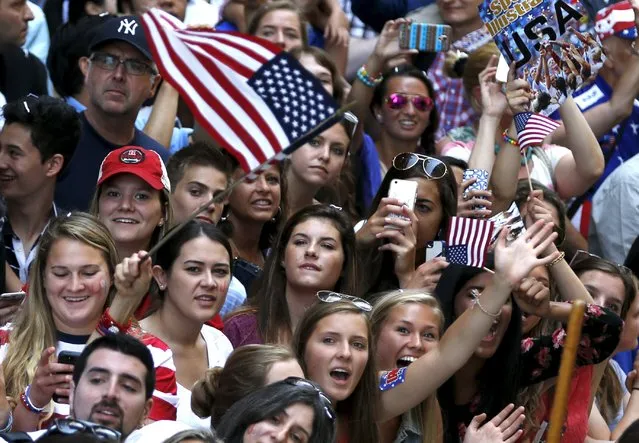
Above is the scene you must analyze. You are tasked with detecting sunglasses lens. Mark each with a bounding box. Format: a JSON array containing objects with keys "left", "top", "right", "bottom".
[
  {"left": 393, "top": 153, "right": 419, "bottom": 171},
  {"left": 423, "top": 158, "right": 447, "bottom": 179},
  {"left": 387, "top": 93, "right": 407, "bottom": 109},
  {"left": 413, "top": 96, "right": 432, "bottom": 112},
  {"left": 354, "top": 300, "right": 372, "bottom": 312}
]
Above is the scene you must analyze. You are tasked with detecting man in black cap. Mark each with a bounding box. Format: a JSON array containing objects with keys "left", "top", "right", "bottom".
[{"left": 54, "top": 15, "right": 170, "bottom": 211}]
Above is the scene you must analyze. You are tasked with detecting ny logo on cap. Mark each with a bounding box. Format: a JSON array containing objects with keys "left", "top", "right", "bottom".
[{"left": 118, "top": 18, "right": 139, "bottom": 35}]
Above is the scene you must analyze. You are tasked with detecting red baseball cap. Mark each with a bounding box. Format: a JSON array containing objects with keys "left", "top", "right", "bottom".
[{"left": 97, "top": 146, "right": 171, "bottom": 192}]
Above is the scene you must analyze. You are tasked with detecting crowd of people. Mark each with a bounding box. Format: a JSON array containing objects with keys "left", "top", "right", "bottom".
[{"left": 0, "top": 0, "right": 637, "bottom": 441}]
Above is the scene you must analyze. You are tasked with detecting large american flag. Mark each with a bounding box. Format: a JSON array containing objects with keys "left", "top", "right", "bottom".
[
  {"left": 140, "top": 9, "right": 341, "bottom": 172},
  {"left": 446, "top": 217, "right": 494, "bottom": 268},
  {"left": 514, "top": 112, "right": 561, "bottom": 151}
]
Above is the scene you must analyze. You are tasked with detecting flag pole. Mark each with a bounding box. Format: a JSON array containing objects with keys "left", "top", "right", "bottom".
[
  {"left": 523, "top": 147, "right": 535, "bottom": 194},
  {"left": 145, "top": 101, "right": 355, "bottom": 258}
]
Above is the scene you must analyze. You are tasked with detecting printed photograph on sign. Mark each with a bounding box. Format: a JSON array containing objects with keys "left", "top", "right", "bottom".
[{"left": 479, "top": 0, "right": 604, "bottom": 116}]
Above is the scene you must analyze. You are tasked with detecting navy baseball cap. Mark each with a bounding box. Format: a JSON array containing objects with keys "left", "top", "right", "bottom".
[{"left": 90, "top": 15, "right": 152, "bottom": 60}]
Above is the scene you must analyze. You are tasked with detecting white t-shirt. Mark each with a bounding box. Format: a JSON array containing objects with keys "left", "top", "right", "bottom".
[{"left": 176, "top": 325, "right": 233, "bottom": 428}]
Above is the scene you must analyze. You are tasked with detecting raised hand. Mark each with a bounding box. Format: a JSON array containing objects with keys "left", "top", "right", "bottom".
[
  {"left": 377, "top": 208, "right": 419, "bottom": 284},
  {"left": 372, "top": 19, "right": 418, "bottom": 67},
  {"left": 458, "top": 177, "right": 494, "bottom": 218},
  {"left": 463, "top": 404, "right": 525, "bottom": 443},
  {"left": 513, "top": 276, "right": 551, "bottom": 317},
  {"left": 29, "top": 348, "right": 74, "bottom": 408},
  {"left": 479, "top": 55, "right": 508, "bottom": 118},
  {"left": 505, "top": 63, "right": 533, "bottom": 114},
  {"left": 356, "top": 198, "right": 413, "bottom": 245},
  {"left": 114, "top": 251, "right": 153, "bottom": 300},
  {"left": 403, "top": 257, "right": 449, "bottom": 292},
  {"left": 494, "top": 220, "right": 560, "bottom": 288}
]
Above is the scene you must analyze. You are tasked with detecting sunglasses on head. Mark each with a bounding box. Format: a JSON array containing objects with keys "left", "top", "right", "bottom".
[
  {"left": 316, "top": 290, "right": 372, "bottom": 312},
  {"left": 44, "top": 419, "right": 121, "bottom": 441},
  {"left": 392, "top": 152, "right": 448, "bottom": 180},
  {"left": 385, "top": 93, "right": 434, "bottom": 112},
  {"left": 284, "top": 377, "right": 336, "bottom": 421},
  {"left": 569, "top": 250, "right": 632, "bottom": 275}
]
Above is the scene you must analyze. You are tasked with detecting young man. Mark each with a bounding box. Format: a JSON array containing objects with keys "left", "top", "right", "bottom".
[
  {"left": 0, "top": 334, "right": 156, "bottom": 442},
  {"left": 54, "top": 15, "right": 170, "bottom": 211},
  {"left": 0, "top": 95, "right": 80, "bottom": 308},
  {"left": 166, "top": 142, "right": 247, "bottom": 317}
]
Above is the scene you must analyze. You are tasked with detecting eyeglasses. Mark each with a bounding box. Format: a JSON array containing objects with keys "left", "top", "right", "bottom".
[
  {"left": 569, "top": 250, "right": 632, "bottom": 275},
  {"left": 90, "top": 52, "right": 156, "bottom": 76},
  {"left": 317, "top": 290, "right": 372, "bottom": 312},
  {"left": 284, "top": 377, "right": 335, "bottom": 421},
  {"left": 385, "top": 93, "right": 434, "bottom": 112},
  {"left": 392, "top": 152, "right": 448, "bottom": 180},
  {"left": 44, "top": 419, "right": 121, "bottom": 441}
]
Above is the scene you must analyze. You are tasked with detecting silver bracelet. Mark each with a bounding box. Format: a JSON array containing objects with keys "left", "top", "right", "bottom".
[
  {"left": 0, "top": 410, "right": 13, "bottom": 433},
  {"left": 472, "top": 293, "right": 502, "bottom": 318}
]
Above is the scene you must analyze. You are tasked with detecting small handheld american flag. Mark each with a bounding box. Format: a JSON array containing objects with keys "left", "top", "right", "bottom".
[
  {"left": 446, "top": 216, "right": 495, "bottom": 268},
  {"left": 514, "top": 112, "right": 561, "bottom": 151}
]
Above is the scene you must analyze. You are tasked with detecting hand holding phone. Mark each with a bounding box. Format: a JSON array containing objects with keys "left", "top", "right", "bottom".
[
  {"left": 385, "top": 179, "right": 418, "bottom": 230},
  {"left": 399, "top": 23, "right": 452, "bottom": 52},
  {"left": 52, "top": 351, "right": 80, "bottom": 404},
  {"left": 425, "top": 241, "right": 447, "bottom": 262}
]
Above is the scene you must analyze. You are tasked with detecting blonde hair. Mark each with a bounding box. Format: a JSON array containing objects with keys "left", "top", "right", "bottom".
[
  {"left": 89, "top": 184, "right": 174, "bottom": 251},
  {"left": 371, "top": 289, "right": 445, "bottom": 443},
  {"left": 3, "top": 213, "right": 119, "bottom": 414},
  {"left": 444, "top": 43, "right": 501, "bottom": 112}
]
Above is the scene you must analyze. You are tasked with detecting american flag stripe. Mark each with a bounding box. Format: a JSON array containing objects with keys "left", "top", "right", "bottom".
[
  {"left": 447, "top": 217, "right": 494, "bottom": 268},
  {"left": 141, "top": 9, "right": 296, "bottom": 171},
  {"left": 515, "top": 112, "right": 561, "bottom": 151}
]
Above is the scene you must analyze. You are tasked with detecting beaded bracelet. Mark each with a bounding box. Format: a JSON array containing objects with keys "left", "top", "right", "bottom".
[
  {"left": 21, "top": 385, "right": 46, "bottom": 414},
  {"left": 502, "top": 129, "right": 519, "bottom": 147},
  {"left": 546, "top": 251, "right": 566, "bottom": 269},
  {"left": 356, "top": 65, "right": 382, "bottom": 88}
]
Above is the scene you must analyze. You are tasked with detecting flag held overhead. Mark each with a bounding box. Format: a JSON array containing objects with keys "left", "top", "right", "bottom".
[
  {"left": 140, "top": 8, "right": 341, "bottom": 173},
  {"left": 446, "top": 216, "right": 495, "bottom": 268}
]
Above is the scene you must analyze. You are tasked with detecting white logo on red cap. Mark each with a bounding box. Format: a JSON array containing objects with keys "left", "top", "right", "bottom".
[
  {"left": 120, "top": 149, "right": 145, "bottom": 164},
  {"left": 118, "top": 18, "right": 139, "bottom": 35}
]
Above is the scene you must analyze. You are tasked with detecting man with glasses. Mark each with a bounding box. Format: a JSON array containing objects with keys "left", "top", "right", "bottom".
[
  {"left": 54, "top": 15, "right": 170, "bottom": 211},
  {"left": 0, "top": 334, "right": 156, "bottom": 442}
]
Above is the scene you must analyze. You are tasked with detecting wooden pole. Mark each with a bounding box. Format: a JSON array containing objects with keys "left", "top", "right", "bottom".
[{"left": 546, "top": 300, "right": 587, "bottom": 443}]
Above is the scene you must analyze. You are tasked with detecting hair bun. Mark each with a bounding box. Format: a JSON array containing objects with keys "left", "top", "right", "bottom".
[
  {"left": 191, "top": 367, "right": 223, "bottom": 419},
  {"left": 444, "top": 50, "right": 469, "bottom": 79}
]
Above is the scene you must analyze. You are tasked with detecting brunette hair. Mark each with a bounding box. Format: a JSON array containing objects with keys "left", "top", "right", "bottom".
[
  {"left": 191, "top": 344, "right": 298, "bottom": 425},
  {"left": 293, "top": 302, "right": 379, "bottom": 443},
  {"left": 246, "top": 0, "right": 308, "bottom": 46},
  {"left": 371, "top": 64, "right": 439, "bottom": 155},
  {"left": 237, "top": 204, "right": 358, "bottom": 344}
]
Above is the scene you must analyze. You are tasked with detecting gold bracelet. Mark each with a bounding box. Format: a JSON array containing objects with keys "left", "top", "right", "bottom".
[{"left": 546, "top": 251, "right": 566, "bottom": 268}]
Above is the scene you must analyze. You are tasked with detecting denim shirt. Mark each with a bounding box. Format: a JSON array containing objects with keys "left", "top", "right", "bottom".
[{"left": 394, "top": 410, "right": 422, "bottom": 443}]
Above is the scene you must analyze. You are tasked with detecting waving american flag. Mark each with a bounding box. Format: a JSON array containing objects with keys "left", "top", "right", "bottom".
[
  {"left": 446, "top": 217, "right": 494, "bottom": 268},
  {"left": 514, "top": 112, "right": 561, "bottom": 151},
  {"left": 141, "top": 9, "right": 341, "bottom": 172}
]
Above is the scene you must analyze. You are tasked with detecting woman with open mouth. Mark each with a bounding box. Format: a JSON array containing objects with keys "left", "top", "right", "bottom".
[
  {"left": 294, "top": 219, "right": 561, "bottom": 443},
  {"left": 223, "top": 204, "right": 358, "bottom": 348}
]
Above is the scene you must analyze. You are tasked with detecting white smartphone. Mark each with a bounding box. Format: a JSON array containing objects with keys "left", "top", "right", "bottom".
[
  {"left": 425, "top": 241, "right": 447, "bottom": 261},
  {"left": 496, "top": 55, "right": 510, "bottom": 83},
  {"left": 0, "top": 291, "right": 26, "bottom": 302},
  {"left": 385, "top": 179, "right": 418, "bottom": 229}
]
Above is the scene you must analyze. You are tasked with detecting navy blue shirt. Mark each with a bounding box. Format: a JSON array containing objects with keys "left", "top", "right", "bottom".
[{"left": 55, "top": 113, "right": 170, "bottom": 211}]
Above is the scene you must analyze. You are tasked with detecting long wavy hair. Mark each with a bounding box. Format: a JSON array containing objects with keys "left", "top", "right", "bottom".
[
  {"left": 3, "top": 213, "right": 118, "bottom": 409},
  {"left": 370, "top": 290, "right": 445, "bottom": 443},
  {"left": 230, "top": 204, "right": 358, "bottom": 344},
  {"left": 293, "top": 302, "right": 379, "bottom": 443},
  {"left": 435, "top": 264, "right": 522, "bottom": 443},
  {"left": 361, "top": 158, "right": 458, "bottom": 295}
]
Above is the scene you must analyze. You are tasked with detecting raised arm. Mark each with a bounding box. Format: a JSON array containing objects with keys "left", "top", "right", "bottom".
[
  {"left": 377, "top": 220, "right": 560, "bottom": 421},
  {"left": 550, "top": 0, "right": 639, "bottom": 144},
  {"left": 142, "top": 81, "right": 180, "bottom": 149},
  {"left": 551, "top": 96, "right": 604, "bottom": 199}
]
